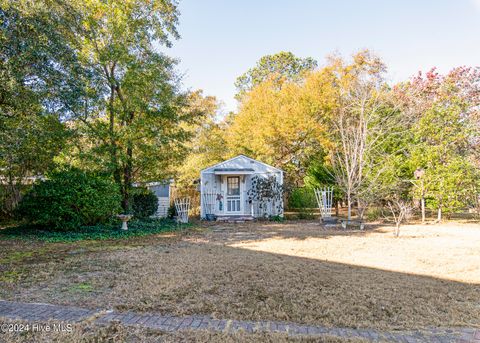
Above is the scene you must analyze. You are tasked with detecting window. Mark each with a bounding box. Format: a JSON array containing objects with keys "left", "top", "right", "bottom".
[{"left": 227, "top": 177, "right": 240, "bottom": 195}]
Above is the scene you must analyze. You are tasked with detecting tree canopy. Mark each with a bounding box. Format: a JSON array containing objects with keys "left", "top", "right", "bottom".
[
  {"left": 0, "top": 0, "right": 205, "bottom": 215},
  {"left": 234, "top": 51, "right": 317, "bottom": 98},
  {"left": 0, "top": 1, "right": 478, "bottom": 225}
]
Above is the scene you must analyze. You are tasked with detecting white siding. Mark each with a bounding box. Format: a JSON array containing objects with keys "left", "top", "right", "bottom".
[
  {"left": 200, "top": 155, "right": 284, "bottom": 218},
  {"left": 144, "top": 182, "right": 171, "bottom": 218},
  {"left": 202, "top": 155, "right": 282, "bottom": 174},
  {"left": 155, "top": 197, "right": 170, "bottom": 218}
]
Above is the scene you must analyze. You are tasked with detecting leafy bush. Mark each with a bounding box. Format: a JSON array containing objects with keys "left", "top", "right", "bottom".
[
  {"left": 296, "top": 211, "right": 316, "bottom": 220},
  {"left": 0, "top": 218, "right": 181, "bottom": 243},
  {"left": 269, "top": 215, "right": 284, "bottom": 222},
  {"left": 131, "top": 188, "right": 158, "bottom": 218},
  {"left": 288, "top": 187, "right": 317, "bottom": 209},
  {"left": 167, "top": 204, "right": 177, "bottom": 219},
  {"left": 16, "top": 169, "right": 121, "bottom": 230},
  {"left": 365, "top": 207, "right": 384, "bottom": 221}
]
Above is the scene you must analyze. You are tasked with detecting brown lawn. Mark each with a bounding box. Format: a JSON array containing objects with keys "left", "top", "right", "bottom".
[
  {"left": 0, "top": 318, "right": 359, "bottom": 343},
  {"left": 228, "top": 221, "right": 480, "bottom": 283},
  {"left": 1, "top": 221, "right": 479, "bottom": 331}
]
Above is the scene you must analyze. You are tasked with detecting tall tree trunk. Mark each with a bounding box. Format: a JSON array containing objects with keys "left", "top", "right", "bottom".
[
  {"left": 420, "top": 180, "right": 425, "bottom": 224},
  {"left": 347, "top": 193, "right": 352, "bottom": 221},
  {"left": 114, "top": 80, "right": 134, "bottom": 212},
  {"left": 421, "top": 197, "right": 425, "bottom": 224},
  {"left": 122, "top": 144, "right": 133, "bottom": 212},
  {"left": 7, "top": 172, "right": 20, "bottom": 215},
  {"left": 121, "top": 108, "right": 135, "bottom": 212},
  {"left": 394, "top": 222, "right": 400, "bottom": 238},
  {"left": 357, "top": 197, "right": 366, "bottom": 221},
  {"left": 437, "top": 206, "right": 442, "bottom": 223},
  {"left": 108, "top": 86, "right": 121, "bottom": 187}
]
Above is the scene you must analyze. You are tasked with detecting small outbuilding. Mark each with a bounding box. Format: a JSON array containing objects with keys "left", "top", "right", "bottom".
[
  {"left": 134, "top": 181, "right": 172, "bottom": 218},
  {"left": 200, "top": 155, "right": 283, "bottom": 220}
]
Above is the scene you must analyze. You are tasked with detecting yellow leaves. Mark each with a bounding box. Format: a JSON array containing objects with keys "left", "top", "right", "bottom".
[
  {"left": 225, "top": 78, "right": 329, "bottom": 172},
  {"left": 177, "top": 51, "right": 387, "bottom": 186}
]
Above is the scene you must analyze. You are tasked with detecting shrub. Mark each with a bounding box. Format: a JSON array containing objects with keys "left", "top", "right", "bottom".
[
  {"left": 131, "top": 188, "right": 158, "bottom": 218},
  {"left": 16, "top": 169, "right": 121, "bottom": 230},
  {"left": 167, "top": 204, "right": 177, "bottom": 219},
  {"left": 288, "top": 187, "right": 317, "bottom": 209},
  {"left": 297, "top": 211, "right": 316, "bottom": 220},
  {"left": 365, "top": 206, "right": 384, "bottom": 221},
  {"left": 269, "top": 215, "right": 284, "bottom": 222}
]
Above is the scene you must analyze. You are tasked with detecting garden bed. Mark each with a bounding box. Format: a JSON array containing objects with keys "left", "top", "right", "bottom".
[{"left": 0, "top": 218, "right": 185, "bottom": 243}]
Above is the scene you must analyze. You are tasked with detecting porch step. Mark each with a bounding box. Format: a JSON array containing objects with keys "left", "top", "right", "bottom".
[{"left": 216, "top": 216, "right": 254, "bottom": 223}]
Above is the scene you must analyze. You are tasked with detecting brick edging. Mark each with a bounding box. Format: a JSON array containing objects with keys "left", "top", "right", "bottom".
[{"left": 0, "top": 300, "right": 478, "bottom": 342}]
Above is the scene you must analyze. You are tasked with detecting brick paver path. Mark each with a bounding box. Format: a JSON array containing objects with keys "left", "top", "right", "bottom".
[{"left": 0, "top": 300, "right": 478, "bottom": 342}]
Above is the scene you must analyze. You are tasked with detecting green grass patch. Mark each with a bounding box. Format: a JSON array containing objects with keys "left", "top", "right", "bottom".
[
  {"left": 0, "top": 251, "right": 33, "bottom": 264},
  {"left": 0, "top": 270, "right": 23, "bottom": 283},
  {"left": 68, "top": 282, "right": 94, "bottom": 293},
  {"left": 0, "top": 218, "right": 187, "bottom": 243}
]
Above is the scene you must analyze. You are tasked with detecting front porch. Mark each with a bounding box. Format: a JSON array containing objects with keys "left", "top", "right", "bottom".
[
  {"left": 200, "top": 155, "right": 284, "bottom": 220},
  {"left": 201, "top": 172, "right": 256, "bottom": 218}
]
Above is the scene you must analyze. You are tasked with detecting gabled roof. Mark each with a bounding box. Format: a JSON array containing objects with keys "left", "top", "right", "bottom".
[{"left": 201, "top": 155, "right": 283, "bottom": 174}]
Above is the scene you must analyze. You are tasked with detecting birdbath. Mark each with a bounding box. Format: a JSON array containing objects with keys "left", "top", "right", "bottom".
[{"left": 117, "top": 214, "right": 133, "bottom": 230}]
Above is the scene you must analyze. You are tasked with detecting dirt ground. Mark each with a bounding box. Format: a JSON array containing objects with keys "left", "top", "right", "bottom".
[{"left": 1, "top": 221, "right": 479, "bottom": 331}]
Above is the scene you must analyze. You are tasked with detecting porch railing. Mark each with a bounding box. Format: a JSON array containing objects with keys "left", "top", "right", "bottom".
[
  {"left": 203, "top": 190, "right": 281, "bottom": 218},
  {"left": 202, "top": 191, "right": 222, "bottom": 215}
]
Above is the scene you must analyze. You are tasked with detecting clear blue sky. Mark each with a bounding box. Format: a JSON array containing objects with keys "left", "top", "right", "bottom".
[{"left": 164, "top": 0, "right": 480, "bottom": 113}]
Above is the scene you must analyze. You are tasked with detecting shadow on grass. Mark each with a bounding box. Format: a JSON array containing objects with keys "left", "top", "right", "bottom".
[
  {"left": 1, "top": 221, "right": 479, "bottom": 330},
  {"left": 201, "top": 220, "right": 389, "bottom": 243}
]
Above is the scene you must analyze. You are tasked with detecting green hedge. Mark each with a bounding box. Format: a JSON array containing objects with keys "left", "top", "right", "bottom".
[
  {"left": 288, "top": 187, "right": 317, "bottom": 209},
  {"left": 131, "top": 188, "right": 158, "bottom": 218},
  {"left": 16, "top": 169, "right": 121, "bottom": 230}
]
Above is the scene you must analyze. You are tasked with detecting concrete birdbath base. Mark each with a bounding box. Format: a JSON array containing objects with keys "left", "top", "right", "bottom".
[{"left": 117, "top": 214, "right": 133, "bottom": 230}]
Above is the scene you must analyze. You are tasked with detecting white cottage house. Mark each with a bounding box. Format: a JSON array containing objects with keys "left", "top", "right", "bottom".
[{"left": 200, "top": 155, "right": 283, "bottom": 220}]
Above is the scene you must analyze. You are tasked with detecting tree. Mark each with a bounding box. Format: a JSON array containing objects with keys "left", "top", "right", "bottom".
[
  {"left": 234, "top": 51, "right": 317, "bottom": 98},
  {"left": 176, "top": 90, "right": 225, "bottom": 186},
  {"left": 386, "top": 195, "right": 413, "bottom": 237},
  {"left": 399, "top": 68, "right": 480, "bottom": 221},
  {"left": 373, "top": 149, "right": 414, "bottom": 236},
  {"left": 226, "top": 78, "right": 329, "bottom": 188},
  {"left": 0, "top": 116, "right": 68, "bottom": 215},
  {"left": 0, "top": 0, "right": 80, "bottom": 216},
  {"left": 0, "top": 0, "right": 84, "bottom": 119},
  {"left": 64, "top": 0, "right": 195, "bottom": 211},
  {"left": 317, "top": 51, "right": 404, "bottom": 221}
]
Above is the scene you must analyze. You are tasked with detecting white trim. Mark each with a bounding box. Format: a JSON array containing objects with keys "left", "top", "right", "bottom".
[
  {"left": 279, "top": 170, "right": 284, "bottom": 218},
  {"left": 201, "top": 154, "right": 283, "bottom": 173},
  {"left": 214, "top": 170, "right": 254, "bottom": 175},
  {"left": 223, "top": 175, "right": 244, "bottom": 215},
  {"left": 132, "top": 179, "right": 174, "bottom": 187}
]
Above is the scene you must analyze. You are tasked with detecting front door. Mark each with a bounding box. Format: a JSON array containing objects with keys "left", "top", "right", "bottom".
[{"left": 225, "top": 176, "right": 242, "bottom": 214}]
